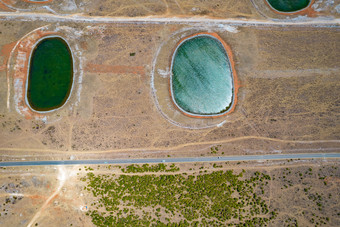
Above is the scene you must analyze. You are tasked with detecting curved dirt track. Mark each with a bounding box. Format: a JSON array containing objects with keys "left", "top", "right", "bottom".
[{"left": 0, "top": 136, "right": 339, "bottom": 154}]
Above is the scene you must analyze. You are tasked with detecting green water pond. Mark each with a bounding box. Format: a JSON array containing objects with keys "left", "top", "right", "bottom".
[
  {"left": 171, "top": 35, "right": 233, "bottom": 115},
  {"left": 267, "top": 0, "right": 310, "bottom": 12},
  {"left": 27, "top": 37, "right": 73, "bottom": 111}
]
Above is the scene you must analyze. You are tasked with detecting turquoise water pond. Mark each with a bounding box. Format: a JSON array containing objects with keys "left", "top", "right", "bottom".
[
  {"left": 171, "top": 35, "right": 233, "bottom": 115},
  {"left": 267, "top": 0, "right": 310, "bottom": 12},
  {"left": 27, "top": 37, "right": 73, "bottom": 111}
]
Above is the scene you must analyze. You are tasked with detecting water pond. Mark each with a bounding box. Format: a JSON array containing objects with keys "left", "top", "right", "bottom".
[
  {"left": 267, "top": 0, "right": 310, "bottom": 12},
  {"left": 27, "top": 37, "right": 73, "bottom": 111},
  {"left": 171, "top": 35, "right": 233, "bottom": 116}
]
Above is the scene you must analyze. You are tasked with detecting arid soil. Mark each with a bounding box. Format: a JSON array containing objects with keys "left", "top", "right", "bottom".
[
  {"left": 0, "top": 0, "right": 261, "bottom": 19},
  {"left": 0, "top": 20, "right": 339, "bottom": 161},
  {"left": 1, "top": 0, "right": 339, "bottom": 19}
]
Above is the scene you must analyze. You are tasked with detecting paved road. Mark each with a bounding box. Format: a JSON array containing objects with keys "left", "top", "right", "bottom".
[
  {"left": 0, "top": 153, "right": 339, "bottom": 167},
  {"left": 0, "top": 13, "right": 339, "bottom": 27}
]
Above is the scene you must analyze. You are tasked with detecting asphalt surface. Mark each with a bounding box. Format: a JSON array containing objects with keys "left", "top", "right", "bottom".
[
  {"left": 0, "top": 13, "right": 339, "bottom": 28},
  {"left": 0, "top": 153, "right": 339, "bottom": 167}
]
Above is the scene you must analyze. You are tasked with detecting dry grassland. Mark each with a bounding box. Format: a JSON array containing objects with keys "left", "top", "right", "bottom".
[{"left": 0, "top": 21, "right": 339, "bottom": 160}]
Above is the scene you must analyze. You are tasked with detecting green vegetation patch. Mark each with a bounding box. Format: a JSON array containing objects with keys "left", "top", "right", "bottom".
[
  {"left": 122, "top": 164, "right": 179, "bottom": 173},
  {"left": 27, "top": 37, "right": 73, "bottom": 111},
  {"left": 267, "top": 0, "right": 310, "bottom": 12},
  {"left": 82, "top": 168, "right": 276, "bottom": 226}
]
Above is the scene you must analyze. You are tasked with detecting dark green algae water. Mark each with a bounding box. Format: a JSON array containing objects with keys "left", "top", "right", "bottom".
[
  {"left": 171, "top": 36, "right": 233, "bottom": 115},
  {"left": 27, "top": 37, "right": 73, "bottom": 111},
  {"left": 267, "top": 0, "right": 310, "bottom": 12}
]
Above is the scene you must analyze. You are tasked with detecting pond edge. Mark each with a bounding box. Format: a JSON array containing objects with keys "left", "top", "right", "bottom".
[{"left": 169, "top": 32, "right": 239, "bottom": 119}]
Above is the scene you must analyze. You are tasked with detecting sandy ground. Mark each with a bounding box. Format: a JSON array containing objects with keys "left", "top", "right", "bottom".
[
  {"left": 0, "top": 20, "right": 339, "bottom": 161},
  {"left": 0, "top": 0, "right": 339, "bottom": 19},
  {"left": 0, "top": 165, "right": 92, "bottom": 226}
]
